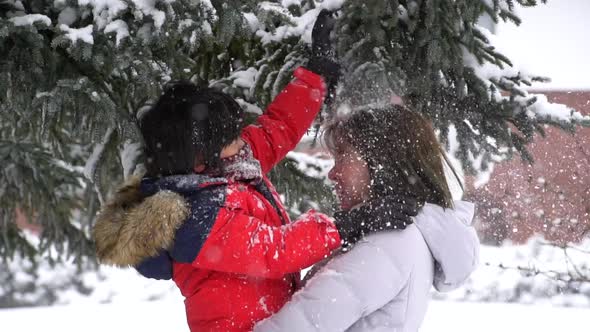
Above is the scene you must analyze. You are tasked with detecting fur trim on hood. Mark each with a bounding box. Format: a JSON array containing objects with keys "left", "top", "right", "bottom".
[{"left": 93, "top": 176, "right": 189, "bottom": 267}]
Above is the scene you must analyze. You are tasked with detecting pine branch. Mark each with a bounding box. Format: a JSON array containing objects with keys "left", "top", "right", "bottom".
[
  {"left": 1, "top": 0, "right": 584, "bottom": 261},
  {"left": 487, "top": 262, "right": 590, "bottom": 284}
]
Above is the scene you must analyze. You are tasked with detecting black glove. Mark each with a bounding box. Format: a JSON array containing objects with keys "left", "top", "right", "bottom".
[
  {"left": 312, "top": 9, "right": 336, "bottom": 58},
  {"left": 306, "top": 9, "right": 340, "bottom": 92},
  {"left": 333, "top": 194, "right": 422, "bottom": 247}
]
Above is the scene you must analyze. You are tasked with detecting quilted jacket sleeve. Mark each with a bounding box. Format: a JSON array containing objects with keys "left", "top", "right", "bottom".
[
  {"left": 191, "top": 209, "right": 341, "bottom": 279},
  {"left": 253, "top": 236, "right": 412, "bottom": 332}
]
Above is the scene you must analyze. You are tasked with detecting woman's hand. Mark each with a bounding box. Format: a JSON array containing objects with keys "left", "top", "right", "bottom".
[{"left": 333, "top": 194, "right": 423, "bottom": 247}]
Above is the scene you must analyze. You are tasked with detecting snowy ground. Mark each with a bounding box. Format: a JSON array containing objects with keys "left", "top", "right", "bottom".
[
  {"left": 1, "top": 298, "right": 588, "bottom": 332},
  {"left": 3, "top": 239, "right": 589, "bottom": 331}
]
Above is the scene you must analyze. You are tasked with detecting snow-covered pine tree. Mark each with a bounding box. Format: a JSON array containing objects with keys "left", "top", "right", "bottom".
[{"left": 1, "top": 0, "right": 588, "bottom": 260}]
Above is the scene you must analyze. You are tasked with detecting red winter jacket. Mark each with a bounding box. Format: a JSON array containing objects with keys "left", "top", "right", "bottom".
[{"left": 138, "top": 67, "right": 342, "bottom": 331}]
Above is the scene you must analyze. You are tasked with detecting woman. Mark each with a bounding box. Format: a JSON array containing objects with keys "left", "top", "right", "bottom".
[{"left": 254, "top": 106, "right": 480, "bottom": 332}]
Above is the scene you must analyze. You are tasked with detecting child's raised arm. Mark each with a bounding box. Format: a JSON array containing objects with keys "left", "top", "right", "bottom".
[
  {"left": 241, "top": 9, "right": 340, "bottom": 173},
  {"left": 241, "top": 67, "right": 326, "bottom": 174}
]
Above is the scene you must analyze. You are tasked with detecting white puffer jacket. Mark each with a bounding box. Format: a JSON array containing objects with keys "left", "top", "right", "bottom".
[{"left": 254, "top": 201, "right": 478, "bottom": 332}]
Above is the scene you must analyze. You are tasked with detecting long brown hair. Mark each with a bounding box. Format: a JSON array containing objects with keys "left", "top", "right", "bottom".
[{"left": 324, "top": 105, "right": 459, "bottom": 208}]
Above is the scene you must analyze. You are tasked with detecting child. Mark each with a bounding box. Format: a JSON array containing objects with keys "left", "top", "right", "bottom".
[{"left": 93, "top": 11, "right": 419, "bottom": 332}]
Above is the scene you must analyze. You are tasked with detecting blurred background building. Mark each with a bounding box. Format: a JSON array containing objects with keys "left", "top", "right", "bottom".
[{"left": 469, "top": 0, "right": 590, "bottom": 244}]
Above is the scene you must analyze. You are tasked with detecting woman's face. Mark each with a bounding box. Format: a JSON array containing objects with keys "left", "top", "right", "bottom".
[{"left": 328, "top": 143, "right": 371, "bottom": 210}]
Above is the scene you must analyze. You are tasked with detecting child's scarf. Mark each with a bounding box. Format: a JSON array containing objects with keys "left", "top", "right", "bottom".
[{"left": 213, "top": 144, "right": 263, "bottom": 184}]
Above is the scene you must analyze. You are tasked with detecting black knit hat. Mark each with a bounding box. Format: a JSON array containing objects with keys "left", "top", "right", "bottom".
[{"left": 140, "top": 81, "right": 244, "bottom": 177}]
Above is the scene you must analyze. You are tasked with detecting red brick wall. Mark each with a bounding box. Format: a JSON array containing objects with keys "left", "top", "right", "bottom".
[
  {"left": 469, "top": 91, "right": 590, "bottom": 244},
  {"left": 15, "top": 207, "right": 42, "bottom": 236}
]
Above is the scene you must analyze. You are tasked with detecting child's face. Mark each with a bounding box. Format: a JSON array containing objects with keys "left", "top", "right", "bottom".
[
  {"left": 193, "top": 139, "right": 245, "bottom": 173},
  {"left": 220, "top": 139, "right": 245, "bottom": 159},
  {"left": 328, "top": 143, "right": 371, "bottom": 211}
]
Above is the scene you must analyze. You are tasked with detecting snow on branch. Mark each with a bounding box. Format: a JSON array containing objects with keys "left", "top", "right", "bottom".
[
  {"left": 84, "top": 127, "right": 115, "bottom": 183},
  {"left": 130, "top": 0, "right": 166, "bottom": 29},
  {"left": 230, "top": 67, "right": 258, "bottom": 90},
  {"left": 78, "top": 0, "right": 128, "bottom": 29},
  {"left": 251, "top": 0, "right": 345, "bottom": 45},
  {"left": 464, "top": 26, "right": 589, "bottom": 125},
  {"left": 8, "top": 14, "right": 52, "bottom": 27},
  {"left": 522, "top": 94, "right": 590, "bottom": 124},
  {"left": 104, "top": 20, "right": 130, "bottom": 46},
  {"left": 59, "top": 24, "right": 95, "bottom": 45},
  {"left": 119, "top": 139, "right": 142, "bottom": 180}
]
